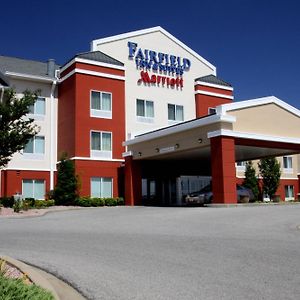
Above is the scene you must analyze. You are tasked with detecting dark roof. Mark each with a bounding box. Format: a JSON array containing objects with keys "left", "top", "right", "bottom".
[
  {"left": 195, "top": 74, "right": 232, "bottom": 87},
  {"left": 0, "top": 71, "right": 9, "bottom": 86},
  {"left": 0, "top": 55, "right": 60, "bottom": 79},
  {"left": 62, "top": 51, "right": 124, "bottom": 69}
]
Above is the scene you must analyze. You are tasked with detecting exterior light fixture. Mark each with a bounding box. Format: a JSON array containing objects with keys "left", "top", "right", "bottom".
[
  {"left": 155, "top": 148, "right": 159, "bottom": 153},
  {"left": 138, "top": 152, "right": 142, "bottom": 157},
  {"left": 175, "top": 143, "right": 179, "bottom": 149},
  {"left": 198, "top": 138, "right": 203, "bottom": 143}
]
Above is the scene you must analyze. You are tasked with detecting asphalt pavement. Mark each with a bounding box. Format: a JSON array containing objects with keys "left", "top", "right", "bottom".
[{"left": 0, "top": 206, "right": 300, "bottom": 300}]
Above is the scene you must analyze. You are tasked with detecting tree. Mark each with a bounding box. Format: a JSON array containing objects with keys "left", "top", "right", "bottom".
[
  {"left": 243, "top": 161, "right": 260, "bottom": 201},
  {"left": 258, "top": 157, "right": 281, "bottom": 201},
  {"left": 0, "top": 88, "right": 39, "bottom": 168},
  {"left": 53, "top": 153, "right": 79, "bottom": 205}
]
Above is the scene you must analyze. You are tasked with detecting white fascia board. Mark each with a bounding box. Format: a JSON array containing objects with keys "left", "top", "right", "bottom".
[
  {"left": 5, "top": 71, "right": 54, "bottom": 83},
  {"left": 59, "top": 68, "right": 125, "bottom": 83},
  {"left": 195, "top": 90, "right": 234, "bottom": 100},
  {"left": 60, "top": 58, "right": 125, "bottom": 74},
  {"left": 194, "top": 80, "right": 234, "bottom": 91},
  {"left": 91, "top": 26, "right": 216, "bottom": 74},
  {"left": 69, "top": 156, "right": 124, "bottom": 162},
  {"left": 3, "top": 167, "right": 54, "bottom": 171},
  {"left": 124, "top": 114, "right": 236, "bottom": 146},
  {"left": 216, "top": 96, "right": 300, "bottom": 117},
  {"left": 207, "top": 129, "right": 300, "bottom": 144}
]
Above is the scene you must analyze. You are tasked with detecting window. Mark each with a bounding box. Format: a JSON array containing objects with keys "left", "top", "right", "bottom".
[
  {"left": 283, "top": 156, "right": 293, "bottom": 172},
  {"left": 22, "top": 179, "right": 45, "bottom": 199},
  {"left": 91, "top": 131, "right": 112, "bottom": 158},
  {"left": 91, "top": 91, "right": 112, "bottom": 119},
  {"left": 208, "top": 107, "right": 216, "bottom": 115},
  {"left": 91, "top": 177, "right": 112, "bottom": 198},
  {"left": 29, "top": 97, "right": 45, "bottom": 116},
  {"left": 23, "top": 136, "right": 45, "bottom": 158},
  {"left": 236, "top": 161, "right": 246, "bottom": 167},
  {"left": 285, "top": 185, "right": 294, "bottom": 200},
  {"left": 168, "top": 104, "right": 183, "bottom": 123},
  {"left": 136, "top": 99, "right": 154, "bottom": 123}
]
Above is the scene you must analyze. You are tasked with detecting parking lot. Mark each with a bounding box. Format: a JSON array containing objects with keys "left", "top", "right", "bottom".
[{"left": 0, "top": 205, "right": 300, "bottom": 300}]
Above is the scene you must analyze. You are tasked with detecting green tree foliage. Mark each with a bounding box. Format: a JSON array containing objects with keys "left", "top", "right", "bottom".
[
  {"left": 0, "top": 89, "right": 39, "bottom": 168},
  {"left": 53, "top": 153, "right": 79, "bottom": 205},
  {"left": 258, "top": 157, "right": 281, "bottom": 200},
  {"left": 243, "top": 161, "right": 260, "bottom": 201}
]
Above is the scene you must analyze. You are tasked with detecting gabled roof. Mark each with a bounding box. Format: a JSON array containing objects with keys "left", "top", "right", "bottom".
[
  {"left": 91, "top": 26, "right": 216, "bottom": 74},
  {"left": 216, "top": 96, "right": 300, "bottom": 117},
  {"left": 0, "top": 55, "right": 60, "bottom": 79},
  {"left": 195, "top": 74, "right": 232, "bottom": 87}
]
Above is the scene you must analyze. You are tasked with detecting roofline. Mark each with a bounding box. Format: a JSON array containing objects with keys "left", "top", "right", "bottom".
[
  {"left": 90, "top": 26, "right": 217, "bottom": 75},
  {"left": 60, "top": 57, "right": 125, "bottom": 74},
  {"left": 216, "top": 96, "right": 300, "bottom": 117},
  {"left": 5, "top": 71, "right": 56, "bottom": 83},
  {"left": 194, "top": 80, "right": 234, "bottom": 91},
  {"left": 124, "top": 114, "right": 235, "bottom": 146}
]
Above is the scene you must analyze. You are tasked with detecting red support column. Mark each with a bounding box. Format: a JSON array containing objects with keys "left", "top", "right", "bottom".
[
  {"left": 210, "top": 136, "right": 237, "bottom": 204},
  {"left": 124, "top": 156, "right": 142, "bottom": 206}
]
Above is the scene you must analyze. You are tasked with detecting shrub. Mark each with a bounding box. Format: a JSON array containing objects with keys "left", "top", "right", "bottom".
[
  {"left": 24, "top": 198, "right": 35, "bottom": 207},
  {"left": 104, "top": 198, "right": 118, "bottom": 206},
  {"left": 33, "top": 200, "right": 55, "bottom": 209},
  {"left": 117, "top": 197, "right": 125, "bottom": 205},
  {"left": 0, "top": 196, "right": 14, "bottom": 208},
  {"left": 75, "top": 197, "right": 92, "bottom": 207},
  {"left": 91, "top": 198, "right": 105, "bottom": 207}
]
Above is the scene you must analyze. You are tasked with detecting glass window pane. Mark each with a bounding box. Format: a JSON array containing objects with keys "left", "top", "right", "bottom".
[
  {"left": 28, "top": 104, "right": 34, "bottom": 114},
  {"left": 168, "top": 104, "right": 175, "bottom": 120},
  {"left": 176, "top": 105, "right": 183, "bottom": 121},
  {"left": 91, "top": 91, "right": 101, "bottom": 110},
  {"left": 35, "top": 97, "right": 45, "bottom": 115},
  {"left": 23, "top": 180, "right": 34, "bottom": 198},
  {"left": 137, "top": 99, "right": 145, "bottom": 116},
  {"left": 102, "top": 133, "right": 111, "bottom": 151},
  {"left": 91, "top": 177, "right": 101, "bottom": 198},
  {"left": 91, "top": 132, "right": 101, "bottom": 150},
  {"left": 146, "top": 101, "right": 154, "bottom": 118},
  {"left": 24, "top": 138, "right": 34, "bottom": 153},
  {"left": 34, "top": 180, "right": 45, "bottom": 199},
  {"left": 35, "top": 137, "right": 45, "bottom": 154},
  {"left": 102, "top": 178, "right": 112, "bottom": 197},
  {"left": 102, "top": 93, "right": 111, "bottom": 111}
]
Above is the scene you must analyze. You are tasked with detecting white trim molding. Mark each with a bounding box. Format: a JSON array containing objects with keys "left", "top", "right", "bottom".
[
  {"left": 216, "top": 96, "right": 300, "bottom": 117},
  {"left": 194, "top": 81, "right": 234, "bottom": 91},
  {"left": 59, "top": 68, "right": 125, "bottom": 83},
  {"left": 90, "top": 26, "right": 216, "bottom": 74},
  {"left": 124, "top": 114, "right": 236, "bottom": 146},
  {"left": 69, "top": 156, "right": 124, "bottom": 162},
  {"left": 195, "top": 90, "right": 234, "bottom": 100},
  {"left": 122, "top": 151, "right": 133, "bottom": 158},
  {"left": 207, "top": 129, "right": 300, "bottom": 144},
  {"left": 60, "top": 57, "right": 125, "bottom": 74},
  {"left": 5, "top": 71, "right": 54, "bottom": 83}
]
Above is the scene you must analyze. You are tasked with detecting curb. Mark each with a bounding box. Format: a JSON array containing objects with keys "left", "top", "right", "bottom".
[
  {"left": 206, "top": 202, "right": 300, "bottom": 208},
  {"left": 0, "top": 255, "right": 86, "bottom": 300}
]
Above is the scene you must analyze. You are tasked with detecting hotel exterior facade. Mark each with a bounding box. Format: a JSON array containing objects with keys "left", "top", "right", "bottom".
[{"left": 1, "top": 26, "right": 300, "bottom": 205}]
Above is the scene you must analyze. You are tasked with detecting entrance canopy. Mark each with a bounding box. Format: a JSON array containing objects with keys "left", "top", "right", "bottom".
[
  {"left": 124, "top": 96, "right": 300, "bottom": 162},
  {"left": 123, "top": 96, "right": 300, "bottom": 205}
]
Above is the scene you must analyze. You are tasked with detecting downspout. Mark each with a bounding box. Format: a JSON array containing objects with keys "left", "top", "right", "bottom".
[{"left": 50, "top": 79, "right": 57, "bottom": 191}]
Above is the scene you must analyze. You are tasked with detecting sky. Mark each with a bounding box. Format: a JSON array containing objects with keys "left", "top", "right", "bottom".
[{"left": 1, "top": 0, "right": 300, "bottom": 108}]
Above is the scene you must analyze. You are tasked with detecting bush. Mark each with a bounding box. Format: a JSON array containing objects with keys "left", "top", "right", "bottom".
[
  {"left": 104, "top": 198, "right": 118, "bottom": 206},
  {"left": 0, "top": 196, "right": 14, "bottom": 208},
  {"left": 0, "top": 273, "right": 54, "bottom": 300},
  {"left": 33, "top": 200, "right": 55, "bottom": 209},
  {"left": 117, "top": 197, "right": 125, "bottom": 205},
  {"left": 75, "top": 197, "right": 122, "bottom": 207}
]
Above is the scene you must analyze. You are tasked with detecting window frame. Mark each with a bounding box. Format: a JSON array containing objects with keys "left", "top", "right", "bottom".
[
  {"left": 136, "top": 99, "right": 154, "bottom": 123},
  {"left": 90, "top": 177, "right": 113, "bottom": 198},
  {"left": 90, "top": 90, "right": 112, "bottom": 119},
  {"left": 284, "top": 185, "right": 294, "bottom": 201},
  {"left": 28, "top": 96, "right": 46, "bottom": 120},
  {"left": 23, "top": 136, "right": 45, "bottom": 159},
  {"left": 168, "top": 103, "right": 184, "bottom": 124},
  {"left": 22, "top": 179, "right": 45, "bottom": 200},
  {"left": 283, "top": 156, "right": 293, "bottom": 173},
  {"left": 208, "top": 107, "right": 216, "bottom": 115},
  {"left": 90, "top": 130, "right": 112, "bottom": 159}
]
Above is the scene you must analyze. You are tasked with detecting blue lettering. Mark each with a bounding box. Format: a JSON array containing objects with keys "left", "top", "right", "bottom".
[
  {"left": 170, "top": 55, "right": 177, "bottom": 67},
  {"left": 149, "top": 51, "right": 158, "bottom": 64},
  {"left": 128, "top": 41, "right": 137, "bottom": 58},
  {"left": 183, "top": 58, "right": 191, "bottom": 70}
]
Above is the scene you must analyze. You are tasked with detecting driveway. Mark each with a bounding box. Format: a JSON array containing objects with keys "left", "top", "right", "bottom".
[{"left": 0, "top": 206, "right": 300, "bottom": 300}]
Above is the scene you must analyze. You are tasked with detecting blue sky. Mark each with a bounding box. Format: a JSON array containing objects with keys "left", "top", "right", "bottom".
[{"left": 2, "top": 0, "right": 300, "bottom": 107}]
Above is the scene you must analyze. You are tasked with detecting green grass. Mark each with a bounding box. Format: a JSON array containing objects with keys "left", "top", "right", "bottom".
[{"left": 0, "top": 273, "right": 54, "bottom": 300}]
